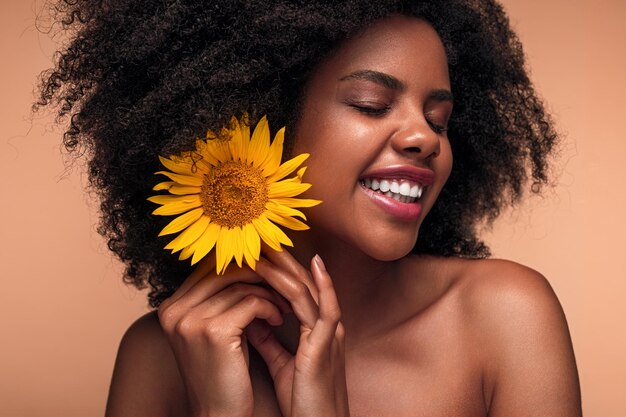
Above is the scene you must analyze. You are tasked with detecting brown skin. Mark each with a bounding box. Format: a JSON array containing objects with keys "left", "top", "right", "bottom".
[{"left": 105, "top": 16, "right": 581, "bottom": 417}]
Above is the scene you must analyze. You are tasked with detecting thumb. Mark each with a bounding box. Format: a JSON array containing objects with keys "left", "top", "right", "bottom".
[{"left": 246, "top": 319, "right": 292, "bottom": 381}]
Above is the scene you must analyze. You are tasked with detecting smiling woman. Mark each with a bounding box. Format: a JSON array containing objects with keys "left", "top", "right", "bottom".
[
  {"left": 36, "top": 0, "right": 581, "bottom": 416},
  {"left": 291, "top": 17, "right": 454, "bottom": 261}
]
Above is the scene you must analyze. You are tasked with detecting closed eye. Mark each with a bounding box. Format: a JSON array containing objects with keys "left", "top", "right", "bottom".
[
  {"left": 426, "top": 119, "right": 448, "bottom": 134},
  {"left": 349, "top": 104, "right": 390, "bottom": 116}
]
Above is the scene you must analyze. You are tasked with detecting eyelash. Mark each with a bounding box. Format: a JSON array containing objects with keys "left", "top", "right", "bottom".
[
  {"left": 427, "top": 120, "right": 448, "bottom": 134},
  {"left": 350, "top": 104, "right": 390, "bottom": 116},
  {"left": 351, "top": 104, "right": 449, "bottom": 134}
]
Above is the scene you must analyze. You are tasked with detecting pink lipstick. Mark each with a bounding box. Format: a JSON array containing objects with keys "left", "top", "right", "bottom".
[{"left": 358, "top": 165, "right": 435, "bottom": 221}]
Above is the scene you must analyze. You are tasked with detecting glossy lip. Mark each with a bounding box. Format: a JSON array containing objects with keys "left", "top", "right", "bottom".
[
  {"left": 359, "top": 165, "right": 435, "bottom": 186},
  {"left": 360, "top": 184, "right": 423, "bottom": 221},
  {"left": 358, "top": 165, "right": 435, "bottom": 222}
]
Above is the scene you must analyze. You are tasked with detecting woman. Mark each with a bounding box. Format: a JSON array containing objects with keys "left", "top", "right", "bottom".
[{"left": 38, "top": 0, "right": 581, "bottom": 415}]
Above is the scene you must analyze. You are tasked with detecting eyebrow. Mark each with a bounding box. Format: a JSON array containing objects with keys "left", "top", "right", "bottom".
[
  {"left": 340, "top": 70, "right": 405, "bottom": 91},
  {"left": 339, "top": 69, "right": 453, "bottom": 102}
]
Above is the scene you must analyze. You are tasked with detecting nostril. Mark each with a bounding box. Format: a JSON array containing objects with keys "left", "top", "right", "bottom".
[{"left": 405, "top": 146, "right": 422, "bottom": 153}]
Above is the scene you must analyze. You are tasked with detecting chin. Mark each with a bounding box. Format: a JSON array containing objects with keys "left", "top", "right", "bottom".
[{"left": 357, "top": 232, "right": 418, "bottom": 262}]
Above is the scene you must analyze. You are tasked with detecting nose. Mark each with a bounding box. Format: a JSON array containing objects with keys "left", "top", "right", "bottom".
[{"left": 389, "top": 117, "right": 441, "bottom": 159}]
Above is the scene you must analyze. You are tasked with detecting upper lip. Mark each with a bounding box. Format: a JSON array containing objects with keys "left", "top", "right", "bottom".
[{"left": 359, "top": 165, "right": 435, "bottom": 186}]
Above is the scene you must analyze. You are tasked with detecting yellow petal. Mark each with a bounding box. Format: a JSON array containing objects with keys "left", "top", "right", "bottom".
[
  {"left": 152, "top": 201, "right": 201, "bottom": 216},
  {"left": 260, "top": 127, "right": 285, "bottom": 176},
  {"left": 266, "top": 153, "right": 309, "bottom": 183},
  {"left": 148, "top": 194, "right": 200, "bottom": 205},
  {"left": 216, "top": 226, "right": 236, "bottom": 275},
  {"left": 232, "top": 227, "right": 244, "bottom": 268},
  {"left": 151, "top": 196, "right": 202, "bottom": 216},
  {"left": 168, "top": 185, "right": 202, "bottom": 195},
  {"left": 178, "top": 243, "right": 196, "bottom": 261},
  {"left": 262, "top": 215, "right": 294, "bottom": 247},
  {"left": 243, "top": 248, "right": 256, "bottom": 271},
  {"left": 252, "top": 215, "right": 293, "bottom": 251},
  {"left": 195, "top": 139, "right": 220, "bottom": 166},
  {"left": 205, "top": 139, "right": 231, "bottom": 164},
  {"left": 240, "top": 113, "right": 251, "bottom": 142},
  {"left": 190, "top": 222, "right": 221, "bottom": 265},
  {"left": 158, "top": 155, "right": 207, "bottom": 176},
  {"left": 266, "top": 200, "right": 307, "bottom": 220},
  {"left": 155, "top": 171, "right": 204, "bottom": 186},
  {"left": 228, "top": 116, "right": 246, "bottom": 162},
  {"left": 177, "top": 226, "right": 210, "bottom": 261},
  {"left": 165, "top": 230, "right": 187, "bottom": 252},
  {"left": 242, "top": 224, "right": 259, "bottom": 270},
  {"left": 167, "top": 152, "right": 210, "bottom": 171},
  {"left": 243, "top": 223, "right": 261, "bottom": 261},
  {"left": 243, "top": 228, "right": 261, "bottom": 271},
  {"left": 238, "top": 115, "right": 250, "bottom": 158},
  {"left": 268, "top": 180, "right": 311, "bottom": 198},
  {"left": 265, "top": 210, "right": 310, "bottom": 231},
  {"left": 271, "top": 197, "right": 322, "bottom": 208},
  {"left": 152, "top": 181, "right": 174, "bottom": 191},
  {"left": 158, "top": 207, "right": 204, "bottom": 236},
  {"left": 251, "top": 215, "right": 281, "bottom": 252},
  {"left": 247, "top": 115, "right": 270, "bottom": 167},
  {"left": 169, "top": 215, "right": 211, "bottom": 252}
]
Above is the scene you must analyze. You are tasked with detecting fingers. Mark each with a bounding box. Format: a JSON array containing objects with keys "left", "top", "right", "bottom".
[
  {"left": 159, "top": 271, "right": 288, "bottom": 339},
  {"left": 222, "top": 294, "right": 285, "bottom": 330},
  {"left": 255, "top": 255, "right": 319, "bottom": 329},
  {"left": 246, "top": 319, "right": 292, "bottom": 381},
  {"left": 160, "top": 266, "right": 264, "bottom": 319},
  {"left": 261, "top": 244, "right": 319, "bottom": 303},
  {"left": 308, "top": 255, "right": 343, "bottom": 345},
  {"left": 189, "top": 282, "right": 290, "bottom": 322}
]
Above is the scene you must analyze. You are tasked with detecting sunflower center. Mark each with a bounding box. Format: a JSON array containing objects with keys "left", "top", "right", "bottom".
[{"left": 201, "top": 161, "right": 268, "bottom": 228}]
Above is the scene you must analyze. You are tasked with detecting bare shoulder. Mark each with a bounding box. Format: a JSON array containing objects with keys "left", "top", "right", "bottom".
[
  {"left": 454, "top": 259, "right": 572, "bottom": 346},
  {"left": 456, "top": 258, "right": 561, "bottom": 315},
  {"left": 452, "top": 258, "right": 582, "bottom": 416},
  {"left": 105, "top": 311, "right": 187, "bottom": 417}
]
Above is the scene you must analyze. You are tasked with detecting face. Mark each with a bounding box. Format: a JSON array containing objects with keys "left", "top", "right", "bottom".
[{"left": 292, "top": 15, "right": 453, "bottom": 261}]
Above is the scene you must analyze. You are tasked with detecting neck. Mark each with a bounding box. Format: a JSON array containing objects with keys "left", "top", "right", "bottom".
[{"left": 288, "top": 229, "right": 398, "bottom": 336}]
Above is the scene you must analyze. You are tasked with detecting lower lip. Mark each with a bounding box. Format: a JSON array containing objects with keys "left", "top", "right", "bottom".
[{"left": 360, "top": 185, "right": 423, "bottom": 221}]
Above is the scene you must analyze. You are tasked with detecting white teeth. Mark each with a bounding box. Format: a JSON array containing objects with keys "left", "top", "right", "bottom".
[
  {"left": 399, "top": 182, "right": 411, "bottom": 196},
  {"left": 361, "top": 177, "right": 425, "bottom": 203}
]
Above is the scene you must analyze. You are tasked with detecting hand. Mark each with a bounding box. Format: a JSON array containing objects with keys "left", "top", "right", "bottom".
[
  {"left": 157, "top": 256, "right": 290, "bottom": 417},
  {"left": 246, "top": 250, "right": 350, "bottom": 417}
]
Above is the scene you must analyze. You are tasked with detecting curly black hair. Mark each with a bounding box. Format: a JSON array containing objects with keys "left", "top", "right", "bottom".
[{"left": 37, "top": 0, "right": 557, "bottom": 307}]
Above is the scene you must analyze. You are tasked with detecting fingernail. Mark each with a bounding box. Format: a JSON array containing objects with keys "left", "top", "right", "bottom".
[{"left": 313, "top": 254, "right": 326, "bottom": 271}]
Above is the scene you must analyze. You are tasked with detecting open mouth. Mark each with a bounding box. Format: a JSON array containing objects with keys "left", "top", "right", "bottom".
[{"left": 359, "top": 177, "right": 424, "bottom": 204}]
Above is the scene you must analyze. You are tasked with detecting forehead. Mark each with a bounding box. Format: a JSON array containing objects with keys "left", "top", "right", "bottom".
[{"left": 313, "top": 15, "right": 450, "bottom": 89}]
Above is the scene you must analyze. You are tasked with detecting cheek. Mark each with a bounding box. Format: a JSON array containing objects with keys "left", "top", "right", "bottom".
[
  {"left": 439, "top": 141, "right": 453, "bottom": 183},
  {"left": 422, "top": 140, "right": 453, "bottom": 214}
]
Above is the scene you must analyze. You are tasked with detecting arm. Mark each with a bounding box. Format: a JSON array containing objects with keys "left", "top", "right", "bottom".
[
  {"left": 105, "top": 312, "right": 188, "bottom": 417},
  {"left": 106, "top": 265, "right": 290, "bottom": 417},
  {"left": 470, "top": 262, "right": 581, "bottom": 417}
]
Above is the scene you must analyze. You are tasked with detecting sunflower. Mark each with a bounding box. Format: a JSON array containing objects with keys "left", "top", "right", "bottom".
[{"left": 148, "top": 114, "right": 321, "bottom": 274}]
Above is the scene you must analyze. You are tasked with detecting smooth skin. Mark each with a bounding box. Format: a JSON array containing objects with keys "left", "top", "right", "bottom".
[{"left": 105, "top": 15, "right": 581, "bottom": 417}]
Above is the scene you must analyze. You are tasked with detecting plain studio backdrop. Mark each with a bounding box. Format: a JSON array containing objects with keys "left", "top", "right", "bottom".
[{"left": 1, "top": 0, "right": 624, "bottom": 416}]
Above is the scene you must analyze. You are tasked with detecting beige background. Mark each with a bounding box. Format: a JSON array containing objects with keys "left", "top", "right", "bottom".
[{"left": 1, "top": 0, "right": 624, "bottom": 416}]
